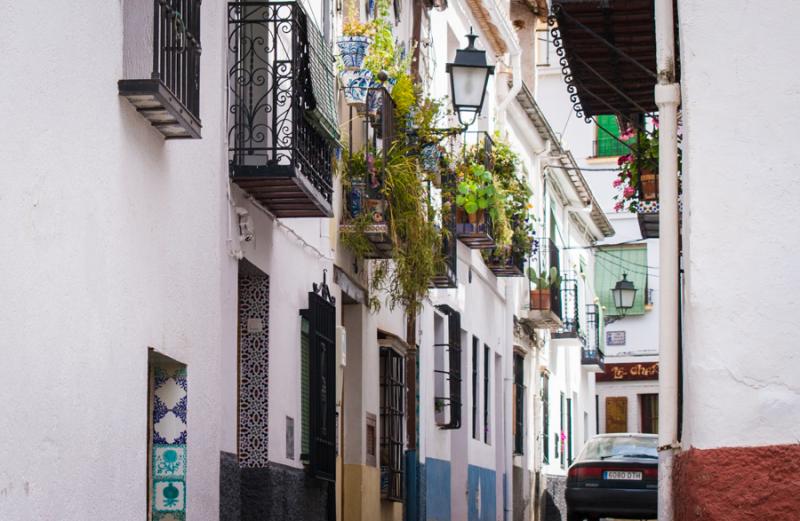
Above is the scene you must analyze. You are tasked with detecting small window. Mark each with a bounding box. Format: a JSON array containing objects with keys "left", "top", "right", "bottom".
[
  {"left": 595, "top": 115, "right": 632, "bottom": 157},
  {"left": 148, "top": 351, "right": 188, "bottom": 520},
  {"left": 536, "top": 29, "right": 552, "bottom": 66},
  {"left": 434, "top": 306, "right": 462, "bottom": 429},
  {"left": 640, "top": 394, "right": 659, "bottom": 434}
]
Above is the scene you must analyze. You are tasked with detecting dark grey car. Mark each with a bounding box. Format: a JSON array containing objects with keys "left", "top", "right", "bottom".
[{"left": 565, "top": 433, "right": 658, "bottom": 521}]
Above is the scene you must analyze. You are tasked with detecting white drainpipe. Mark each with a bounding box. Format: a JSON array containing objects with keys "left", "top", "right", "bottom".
[
  {"left": 488, "top": 0, "right": 522, "bottom": 118},
  {"left": 655, "top": 1, "right": 681, "bottom": 520}
]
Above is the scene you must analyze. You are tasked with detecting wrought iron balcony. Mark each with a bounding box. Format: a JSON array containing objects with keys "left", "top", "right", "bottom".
[
  {"left": 523, "top": 238, "right": 563, "bottom": 328},
  {"left": 485, "top": 249, "right": 525, "bottom": 277},
  {"left": 582, "top": 303, "right": 604, "bottom": 372},
  {"left": 456, "top": 131, "right": 496, "bottom": 249},
  {"left": 119, "top": 0, "right": 202, "bottom": 139},
  {"left": 340, "top": 87, "right": 397, "bottom": 258},
  {"left": 552, "top": 276, "right": 580, "bottom": 339},
  {"left": 431, "top": 175, "right": 458, "bottom": 288},
  {"left": 228, "top": 2, "right": 338, "bottom": 218}
]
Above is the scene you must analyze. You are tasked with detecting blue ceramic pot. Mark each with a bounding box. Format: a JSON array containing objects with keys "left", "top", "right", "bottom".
[
  {"left": 338, "top": 36, "right": 371, "bottom": 69},
  {"left": 340, "top": 69, "right": 373, "bottom": 106}
]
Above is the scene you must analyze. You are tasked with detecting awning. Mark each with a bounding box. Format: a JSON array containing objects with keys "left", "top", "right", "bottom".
[
  {"left": 549, "top": 0, "right": 679, "bottom": 120},
  {"left": 595, "top": 245, "right": 648, "bottom": 316},
  {"left": 302, "top": 8, "right": 340, "bottom": 142}
]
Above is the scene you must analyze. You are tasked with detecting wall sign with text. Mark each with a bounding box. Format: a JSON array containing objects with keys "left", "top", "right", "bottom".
[
  {"left": 597, "top": 362, "right": 659, "bottom": 382},
  {"left": 606, "top": 330, "right": 626, "bottom": 346}
]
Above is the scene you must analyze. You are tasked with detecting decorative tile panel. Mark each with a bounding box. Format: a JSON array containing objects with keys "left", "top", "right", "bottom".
[
  {"left": 238, "top": 273, "right": 270, "bottom": 468},
  {"left": 151, "top": 365, "right": 187, "bottom": 520}
]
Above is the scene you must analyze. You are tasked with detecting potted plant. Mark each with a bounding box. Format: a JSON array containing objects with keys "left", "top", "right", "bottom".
[
  {"left": 338, "top": 7, "right": 374, "bottom": 69},
  {"left": 455, "top": 163, "right": 497, "bottom": 227},
  {"left": 528, "top": 267, "right": 560, "bottom": 311},
  {"left": 613, "top": 120, "right": 661, "bottom": 211}
]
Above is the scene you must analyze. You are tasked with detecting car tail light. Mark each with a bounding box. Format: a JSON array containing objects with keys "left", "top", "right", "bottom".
[
  {"left": 643, "top": 467, "right": 658, "bottom": 480},
  {"left": 568, "top": 466, "right": 603, "bottom": 481}
]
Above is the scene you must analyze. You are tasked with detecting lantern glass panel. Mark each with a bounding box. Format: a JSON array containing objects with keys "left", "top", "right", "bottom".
[{"left": 450, "top": 65, "right": 488, "bottom": 108}]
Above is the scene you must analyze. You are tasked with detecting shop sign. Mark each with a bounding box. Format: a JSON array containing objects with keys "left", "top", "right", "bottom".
[{"left": 597, "top": 362, "right": 659, "bottom": 382}]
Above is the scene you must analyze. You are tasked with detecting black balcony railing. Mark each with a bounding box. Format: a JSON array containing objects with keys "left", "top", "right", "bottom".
[
  {"left": 553, "top": 276, "right": 579, "bottom": 338},
  {"left": 341, "top": 87, "right": 397, "bottom": 258},
  {"left": 456, "top": 131, "right": 495, "bottom": 249},
  {"left": 486, "top": 250, "right": 525, "bottom": 277},
  {"left": 118, "top": 0, "right": 202, "bottom": 138},
  {"left": 228, "top": 2, "right": 337, "bottom": 217},
  {"left": 431, "top": 170, "right": 458, "bottom": 288},
  {"left": 582, "top": 304, "right": 604, "bottom": 370}
]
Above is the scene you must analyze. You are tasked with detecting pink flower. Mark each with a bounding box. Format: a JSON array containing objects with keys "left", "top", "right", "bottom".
[
  {"left": 614, "top": 201, "right": 624, "bottom": 212},
  {"left": 620, "top": 127, "right": 636, "bottom": 141},
  {"left": 617, "top": 154, "right": 632, "bottom": 166},
  {"left": 653, "top": 117, "right": 659, "bottom": 129},
  {"left": 623, "top": 186, "right": 635, "bottom": 198},
  {"left": 612, "top": 178, "right": 622, "bottom": 188}
]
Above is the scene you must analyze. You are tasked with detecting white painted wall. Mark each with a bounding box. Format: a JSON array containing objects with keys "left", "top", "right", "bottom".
[
  {"left": 678, "top": 0, "right": 800, "bottom": 449},
  {"left": 0, "top": 2, "right": 231, "bottom": 519}
]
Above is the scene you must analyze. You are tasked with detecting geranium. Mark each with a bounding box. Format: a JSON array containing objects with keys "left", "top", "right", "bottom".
[
  {"left": 612, "top": 178, "right": 622, "bottom": 188},
  {"left": 623, "top": 186, "right": 635, "bottom": 198}
]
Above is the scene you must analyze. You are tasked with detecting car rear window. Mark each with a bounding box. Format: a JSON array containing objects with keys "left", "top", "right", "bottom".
[{"left": 579, "top": 436, "right": 658, "bottom": 461}]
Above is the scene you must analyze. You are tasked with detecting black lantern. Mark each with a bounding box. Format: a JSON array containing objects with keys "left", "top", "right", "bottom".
[
  {"left": 445, "top": 31, "right": 495, "bottom": 127},
  {"left": 611, "top": 274, "right": 637, "bottom": 313}
]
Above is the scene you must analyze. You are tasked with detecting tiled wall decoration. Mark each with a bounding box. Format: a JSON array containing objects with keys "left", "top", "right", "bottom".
[
  {"left": 238, "top": 273, "right": 270, "bottom": 468},
  {"left": 151, "top": 365, "right": 187, "bottom": 521}
]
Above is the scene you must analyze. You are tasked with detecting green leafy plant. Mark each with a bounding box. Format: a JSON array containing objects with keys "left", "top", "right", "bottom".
[{"left": 455, "top": 164, "right": 497, "bottom": 216}]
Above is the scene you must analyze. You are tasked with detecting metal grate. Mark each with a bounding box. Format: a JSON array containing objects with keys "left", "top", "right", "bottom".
[
  {"left": 380, "top": 346, "right": 405, "bottom": 501},
  {"left": 434, "top": 306, "right": 462, "bottom": 429},
  {"left": 153, "top": 0, "right": 202, "bottom": 118}
]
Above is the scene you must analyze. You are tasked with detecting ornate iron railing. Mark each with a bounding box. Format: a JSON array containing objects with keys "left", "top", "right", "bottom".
[
  {"left": 154, "top": 0, "right": 202, "bottom": 118},
  {"left": 582, "top": 303, "right": 604, "bottom": 369},
  {"left": 228, "top": 2, "right": 334, "bottom": 204},
  {"left": 553, "top": 275, "right": 580, "bottom": 337}
]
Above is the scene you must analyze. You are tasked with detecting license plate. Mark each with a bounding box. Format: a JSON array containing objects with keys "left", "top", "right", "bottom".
[{"left": 605, "top": 470, "right": 642, "bottom": 480}]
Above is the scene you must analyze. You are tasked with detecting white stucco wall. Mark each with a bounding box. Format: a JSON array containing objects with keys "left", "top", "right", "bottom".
[
  {"left": 0, "top": 2, "right": 231, "bottom": 519},
  {"left": 678, "top": 0, "right": 800, "bottom": 450}
]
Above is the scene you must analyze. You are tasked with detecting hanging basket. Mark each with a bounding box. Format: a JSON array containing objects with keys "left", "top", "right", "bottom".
[
  {"left": 337, "top": 36, "right": 371, "bottom": 69},
  {"left": 340, "top": 69, "right": 373, "bottom": 106}
]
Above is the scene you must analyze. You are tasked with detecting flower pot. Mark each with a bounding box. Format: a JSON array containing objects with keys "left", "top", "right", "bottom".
[
  {"left": 366, "top": 78, "right": 397, "bottom": 116},
  {"left": 340, "top": 69, "right": 373, "bottom": 106},
  {"left": 366, "top": 198, "right": 386, "bottom": 223},
  {"left": 337, "top": 36, "right": 371, "bottom": 69},
  {"left": 420, "top": 144, "right": 442, "bottom": 173},
  {"left": 640, "top": 171, "right": 658, "bottom": 201},
  {"left": 530, "top": 288, "right": 551, "bottom": 311},
  {"left": 347, "top": 180, "right": 367, "bottom": 217}
]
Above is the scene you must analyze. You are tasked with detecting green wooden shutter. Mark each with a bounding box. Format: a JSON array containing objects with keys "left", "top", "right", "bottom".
[
  {"left": 596, "top": 115, "right": 629, "bottom": 157},
  {"left": 595, "top": 246, "right": 648, "bottom": 315}
]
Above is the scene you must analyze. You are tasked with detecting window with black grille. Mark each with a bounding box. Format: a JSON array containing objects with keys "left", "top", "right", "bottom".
[
  {"left": 119, "top": 0, "right": 202, "bottom": 139},
  {"left": 380, "top": 346, "right": 405, "bottom": 501},
  {"left": 542, "top": 372, "right": 550, "bottom": 464},
  {"left": 434, "top": 305, "right": 462, "bottom": 429},
  {"left": 513, "top": 353, "right": 525, "bottom": 454},
  {"left": 302, "top": 283, "right": 336, "bottom": 481},
  {"left": 472, "top": 336, "right": 479, "bottom": 440}
]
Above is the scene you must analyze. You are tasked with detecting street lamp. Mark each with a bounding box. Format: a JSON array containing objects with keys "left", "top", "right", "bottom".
[
  {"left": 445, "top": 31, "right": 495, "bottom": 127},
  {"left": 611, "top": 274, "right": 637, "bottom": 314}
]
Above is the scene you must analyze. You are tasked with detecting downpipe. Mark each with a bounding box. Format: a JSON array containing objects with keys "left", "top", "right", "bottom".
[{"left": 655, "top": 0, "right": 681, "bottom": 520}]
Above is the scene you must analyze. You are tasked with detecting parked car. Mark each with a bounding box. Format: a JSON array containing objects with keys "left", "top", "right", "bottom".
[{"left": 565, "top": 433, "right": 658, "bottom": 521}]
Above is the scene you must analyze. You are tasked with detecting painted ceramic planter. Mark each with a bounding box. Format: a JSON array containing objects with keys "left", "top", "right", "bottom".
[
  {"left": 347, "top": 180, "right": 367, "bottom": 217},
  {"left": 340, "top": 69, "right": 373, "bottom": 106},
  {"left": 420, "top": 144, "right": 442, "bottom": 172},
  {"left": 365, "top": 78, "right": 397, "bottom": 116},
  {"left": 337, "top": 36, "right": 371, "bottom": 69}
]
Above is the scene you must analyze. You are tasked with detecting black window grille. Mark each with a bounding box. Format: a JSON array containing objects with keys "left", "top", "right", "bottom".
[
  {"left": 553, "top": 274, "right": 580, "bottom": 337},
  {"left": 227, "top": 2, "right": 338, "bottom": 216},
  {"left": 380, "top": 347, "right": 405, "bottom": 501},
  {"left": 582, "top": 304, "right": 604, "bottom": 369},
  {"left": 542, "top": 373, "right": 550, "bottom": 464},
  {"left": 434, "top": 306, "right": 462, "bottom": 429},
  {"left": 559, "top": 392, "right": 566, "bottom": 467},
  {"left": 513, "top": 353, "right": 525, "bottom": 454},
  {"left": 471, "top": 336, "right": 479, "bottom": 440},
  {"left": 567, "top": 397, "right": 573, "bottom": 465},
  {"left": 483, "top": 345, "right": 490, "bottom": 443},
  {"left": 303, "top": 275, "right": 336, "bottom": 481}
]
